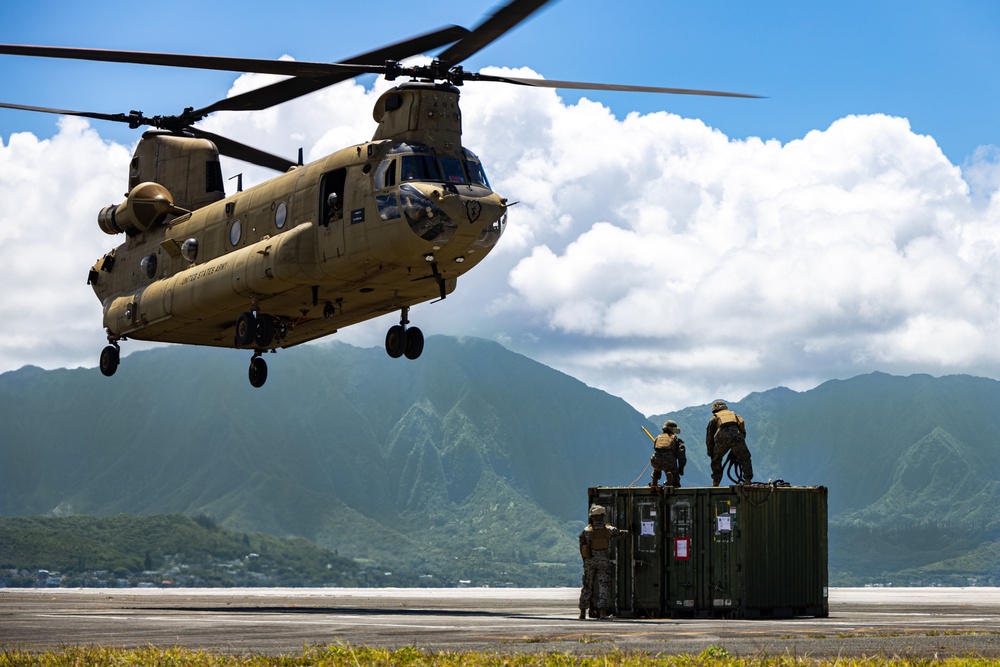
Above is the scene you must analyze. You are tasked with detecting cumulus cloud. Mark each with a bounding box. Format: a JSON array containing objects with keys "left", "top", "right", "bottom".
[
  {"left": 2, "top": 65, "right": 999, "bottom": 414},
  {"left": 459, "top": 72, "right": 1000, "bottom": 412},
  {"left": 0, "top": 117, "right": 133, "bottom": 370}
]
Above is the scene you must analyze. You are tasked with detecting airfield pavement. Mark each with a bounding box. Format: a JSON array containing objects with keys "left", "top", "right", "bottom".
[{"left": 2, "top": 587, "right": 1000, "bottom": 658}]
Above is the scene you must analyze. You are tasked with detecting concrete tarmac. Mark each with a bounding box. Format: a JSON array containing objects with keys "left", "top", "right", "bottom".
[{"left": 2, "top": 587, "right": 1000, "bottom": 658}]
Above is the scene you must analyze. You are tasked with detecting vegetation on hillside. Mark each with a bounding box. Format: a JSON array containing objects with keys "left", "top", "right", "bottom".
[{"left": 0, "top": 514, "right": 411, "bottom": 587}]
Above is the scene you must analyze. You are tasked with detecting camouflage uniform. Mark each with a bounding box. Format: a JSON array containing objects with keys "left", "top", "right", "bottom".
[
  {"left": 650, "top": 420, "right": 687, "bottom": 487},
  {"left": 578, "top": 506, "right": 626, "bottom": 619},
  {"left": 706, "top": 400, "right": 753, "bottom": 486}
]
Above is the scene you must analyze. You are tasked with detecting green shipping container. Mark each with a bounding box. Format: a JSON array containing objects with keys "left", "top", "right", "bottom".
[{"left": 586, "top": 485, "right": 828, "bottom": 619}]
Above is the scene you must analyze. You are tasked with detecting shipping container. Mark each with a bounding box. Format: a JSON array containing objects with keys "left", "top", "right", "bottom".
[{"left": 585, "top": 484, "right": 828, "bottom": 619}]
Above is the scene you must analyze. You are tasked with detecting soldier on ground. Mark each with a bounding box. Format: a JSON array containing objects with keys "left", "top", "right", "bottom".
[
  {"left": 578, "top": 504, "right": 628, "bottom": 620},
  {"left": 706, "top": 400, "right": 753, "bottom": 486},
  {"left": 650, "top": 420, "right": 686, "bottom": 488}
]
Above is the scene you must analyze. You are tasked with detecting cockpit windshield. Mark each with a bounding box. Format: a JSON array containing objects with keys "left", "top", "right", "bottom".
[
  {"left": 376, "top": 143, "right": 491, "bottom": 190},
  {"left": 400, "top": 154, "right": 440, "bottom": 182}
]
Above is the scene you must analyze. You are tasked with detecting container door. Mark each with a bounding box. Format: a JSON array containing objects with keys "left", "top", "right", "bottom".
[
  {"left": 664, "top": 495, "right": 698, "bottom": 613},
  {"left": 630, "top": 500, "right": 664, "bottom": 615},
  {"left": 701, "top": 490, "right": 742, "bottom": 615}
]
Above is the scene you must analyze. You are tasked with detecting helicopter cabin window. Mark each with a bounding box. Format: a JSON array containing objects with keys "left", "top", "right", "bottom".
[
  {"left": 140, "top": 254, "right": 157, "bottom": 279},
  {"left": 230, "top": 219, "right": 242, "bottom": 246},
  {"left": 274, "top": 201, "right": 287, "bottom": 229}
]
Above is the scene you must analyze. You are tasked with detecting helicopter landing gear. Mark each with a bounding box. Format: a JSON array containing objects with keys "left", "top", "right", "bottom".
[
  {"left": 384, "top": 307, "right": 423, "bottom": 360},
  {"left": 99, "top": 342, "right": 120, "bottom": 377},
  {"left": 235, "top": 309, "right": 281, "bottom": 388},
  {"left": 235, "top": 311, "right": 279, "bottom": 348},
  {"left": 255, "top": 314, "right": 276, "bottom": 347},
  {"left": 248, "top": 351, "right": 268, "bottom": 388},
  {"left": 235, "top": 311, "right": 256, "bottom": 347},
  {"left": 404, "top": 326, "right": 424, "bottom": 360}
]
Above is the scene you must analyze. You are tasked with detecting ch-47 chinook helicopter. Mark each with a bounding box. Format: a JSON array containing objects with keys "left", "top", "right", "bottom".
[{"left": 0, "top": 0, "right": 756, "bottom": 388}]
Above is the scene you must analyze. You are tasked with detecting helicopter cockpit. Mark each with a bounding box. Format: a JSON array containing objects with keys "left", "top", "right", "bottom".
[
  {"left": 375, "top": 142, "right": 491, "bottom": 191},
  {"left": 374, "top": 143, "right": 503, "bottom": 248}
]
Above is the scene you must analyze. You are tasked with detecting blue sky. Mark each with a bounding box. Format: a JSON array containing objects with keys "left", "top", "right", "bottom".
[
  {"left": 2, "top": 1, "right": 1000, "bottom": 413},
  {"left": 2, "top": 1, "right": 997, "bottom": 163}
]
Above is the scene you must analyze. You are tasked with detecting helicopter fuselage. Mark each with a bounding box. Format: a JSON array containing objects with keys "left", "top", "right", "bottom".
[{"left": 88, "top": 82, "right": 507, "bottom": 366}]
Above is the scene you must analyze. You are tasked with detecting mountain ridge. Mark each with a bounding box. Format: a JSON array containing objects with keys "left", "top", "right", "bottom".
[{"left": 3, "top": 337, "right": 999, "bottom": 585}]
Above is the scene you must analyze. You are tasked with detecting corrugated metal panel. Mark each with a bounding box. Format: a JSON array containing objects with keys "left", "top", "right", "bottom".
[{"left": 586, "top": 484, "right": 828, "bottom": 619}]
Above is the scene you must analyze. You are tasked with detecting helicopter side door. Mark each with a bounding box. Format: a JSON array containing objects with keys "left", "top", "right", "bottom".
[{"left": 318, "top": 168, "right": 348, "bottom": 263}]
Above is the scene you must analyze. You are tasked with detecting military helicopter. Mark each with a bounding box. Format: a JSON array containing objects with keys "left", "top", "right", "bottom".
[{"left": 0, "top": 0, "right": 757, "bottom": 388}]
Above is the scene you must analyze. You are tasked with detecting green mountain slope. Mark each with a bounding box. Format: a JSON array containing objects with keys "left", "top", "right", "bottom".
[
  {"left": 0, "top": 337, "right": 651, "bottom": 585},
  {"left": 4, "top": 339, "right": 1000, "bottom": 585}
]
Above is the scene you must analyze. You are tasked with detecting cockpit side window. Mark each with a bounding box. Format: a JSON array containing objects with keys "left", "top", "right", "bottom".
[
  {"left": 465, "top": 159, "right": 490, "bottom": 188},
  {"left": 375, "top": 158, "right": 396, "bottom": 190}
]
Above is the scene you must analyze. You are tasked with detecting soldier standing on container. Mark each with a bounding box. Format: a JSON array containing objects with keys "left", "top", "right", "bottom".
[
  {"left": 650, "top": 420, "right": 686, "bottom": 487},
  {"left": 578, "top": 504, "right": 628, "bottom": 620},
  {"left": 706, "top": 400, "right": 753, "bottom": 486}
]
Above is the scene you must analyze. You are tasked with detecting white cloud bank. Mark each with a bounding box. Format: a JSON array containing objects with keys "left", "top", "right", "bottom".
[{"left": 2, "top": 65, "right": 999, "bottom": 414}]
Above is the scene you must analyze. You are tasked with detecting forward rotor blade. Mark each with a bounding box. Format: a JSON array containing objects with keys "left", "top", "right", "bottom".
[
  {"left": 437, "top": 0, "right": 553, "bottom": 66},
  {"left": 0, "top": 43, "right": 366, "bottom": 78},
  {"left": 469, "top": 74, "right": 764, "bottom": 98},
  {"left": 194, "top": 25, "right": 470, "bottom": 116},
  {"left": 186, "top": 128, "right": 297, "bottom": 173}
]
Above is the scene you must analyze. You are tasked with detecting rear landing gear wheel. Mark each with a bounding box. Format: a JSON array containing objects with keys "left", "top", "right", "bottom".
[
  {"left": 385, "top": 325, "right": 406, "bottom": 359},
  {"left": 249, "top": 355, "right": 268, "bottom": 388},
  {"left": 255, "top": 314, "right": 275, "bottom": 347},
  {"left": 235, "top": 312, "right": 257, "bottom": 347},
  {"left": 99, "top": 345, "right": 120, "bottom": 377},
  {"left": 404, "top": 326, "right": 424, "bottom": 360}
]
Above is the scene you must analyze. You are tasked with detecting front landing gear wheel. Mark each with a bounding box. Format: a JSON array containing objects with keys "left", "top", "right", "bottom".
[
  {"left": 99, "top": 345, "right": 120, "bottom": 377},
  {"left": 385, "top": 325, "right": 406, "bottom": 359},
  {"left": 249, "top": 355, "right": 268, "bottom": 388},
  {"left": 404, "top": 326, "right": 424, "bottom": 360}
]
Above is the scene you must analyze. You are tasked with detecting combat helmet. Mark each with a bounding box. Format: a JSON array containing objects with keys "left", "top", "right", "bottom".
[
  {"left": 663, "top": 420, "right": 680, "bottom": 434},
  {"left": 711, "top": 400, "right": 728, "bottom": 413},
  {"left": 588, "top": 504, "right": 606, "bottom": 519}
]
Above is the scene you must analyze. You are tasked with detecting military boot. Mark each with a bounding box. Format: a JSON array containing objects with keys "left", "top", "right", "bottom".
[{"left": 578, "top": 609, "right": 587, "bottom": 620}]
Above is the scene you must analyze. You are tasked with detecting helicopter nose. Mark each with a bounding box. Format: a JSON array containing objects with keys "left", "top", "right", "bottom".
[
  {"left": 398, "top": 183, "right": 506, "bottom": 246},
  {"left": 431, "top": 188, "right": 506, "bottom": 229}
]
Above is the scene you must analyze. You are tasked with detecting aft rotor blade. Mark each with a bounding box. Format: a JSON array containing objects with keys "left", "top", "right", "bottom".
[
  {"left": 469, "top": 73, "right": 764, "bottom": 98},
  {"left": 194, "top": 25, "right": 470, "bottom": 116},
  {"left": 437, "top": 0, "right": 553, "bottom": 66},
  {"left": 0, "top": 100, "right": 138, "bottom": 124},
  {"left": 187, "top": 128, "right": 297, "bottom": 173}
]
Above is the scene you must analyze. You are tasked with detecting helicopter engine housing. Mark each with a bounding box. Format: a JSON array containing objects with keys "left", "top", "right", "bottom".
[{"left": 98, "top": 181, "right": 180, "bottom": 236}]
